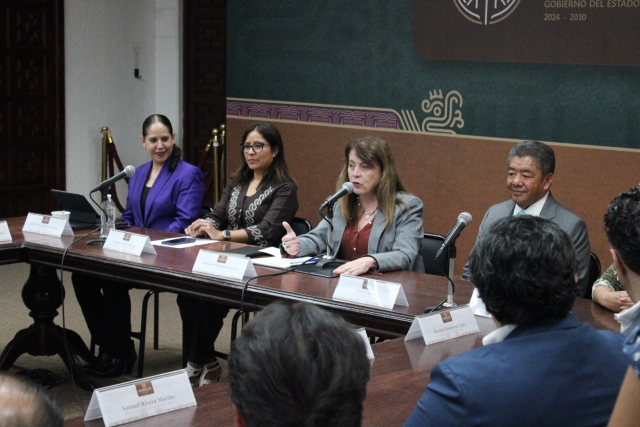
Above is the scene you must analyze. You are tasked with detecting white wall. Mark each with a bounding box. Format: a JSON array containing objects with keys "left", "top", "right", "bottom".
[{"left": 64, "top": 0, "right": 182, "bottom": 203}]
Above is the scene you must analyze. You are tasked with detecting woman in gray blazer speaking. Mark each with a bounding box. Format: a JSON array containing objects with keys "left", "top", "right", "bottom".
[{"left": 282, "top": 136, "right": 424, "bottom": 276}]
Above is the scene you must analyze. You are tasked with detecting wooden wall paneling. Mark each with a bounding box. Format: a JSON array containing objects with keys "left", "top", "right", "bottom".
[
  {"left": 0, "top": 0, "right": 65, "bottom": 218},
  {"left": 227, "top": 117, "right": 640, "bottom": 278},
  {"left": 183, "top": 0, "right": 227, "bottom": 205}
]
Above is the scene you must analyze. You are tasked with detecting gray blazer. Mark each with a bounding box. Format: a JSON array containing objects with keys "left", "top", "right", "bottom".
[
  {"left": 297, "top": 193, "right": 424, "bottom": 272},
  {"left": 462, "top": 192, "right": 591, "bottom": 295}
]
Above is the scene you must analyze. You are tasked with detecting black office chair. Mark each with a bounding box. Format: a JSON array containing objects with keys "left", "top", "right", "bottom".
[
  {"left": 289, "top": 217, "right": 312, "bottom": 237},
  {"left": 421, "top": 233, "right": 450, "bottom": 277},
  {"left": 583, "top": 251, "right": 601, "bottom": 300},
  {"left": 215, "top": 217, "right": 313, "bottom": 361}
]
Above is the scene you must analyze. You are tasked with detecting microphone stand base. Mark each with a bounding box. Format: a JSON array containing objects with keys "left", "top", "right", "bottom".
[
  {"left": 85, "top": 237, "right": 106, "bottom": 246},
  {"left": 316, "top": 258, "right": 345, "bottom": 269}
]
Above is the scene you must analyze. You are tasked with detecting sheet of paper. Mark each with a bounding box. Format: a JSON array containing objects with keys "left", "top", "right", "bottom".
[
  {"left": 259, "top": 247, "right": 282, "bottom": 256},
  {"left": 252, "top": 256, "right": 315, "bottom": 269}
]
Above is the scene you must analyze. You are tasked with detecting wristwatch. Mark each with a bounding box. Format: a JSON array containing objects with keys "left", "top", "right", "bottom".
[{"left": 223, "top": 230, "right": 231, "bottom": 241}]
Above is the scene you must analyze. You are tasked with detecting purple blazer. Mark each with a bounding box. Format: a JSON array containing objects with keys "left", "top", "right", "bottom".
[{"left": 121, "top": 159, "right": 204, "bottom": 233}]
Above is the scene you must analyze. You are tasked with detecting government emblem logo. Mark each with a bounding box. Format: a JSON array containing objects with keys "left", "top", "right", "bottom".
[{"left": 454, "top": 0, "right": 521, "bottom": 25}]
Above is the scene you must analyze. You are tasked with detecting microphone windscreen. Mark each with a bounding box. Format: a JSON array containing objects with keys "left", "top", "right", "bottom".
[
  {"left": 458, "top": 212, "right": 472, "bottom": 226},
  {"left": 343, "top": 182, "right": 354, "bottom": 194},
  {"left": 124, "top": 165, "right": 136, "bottom": 177}
]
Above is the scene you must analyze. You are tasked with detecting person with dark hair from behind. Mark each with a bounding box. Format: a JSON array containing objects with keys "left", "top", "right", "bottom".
[
  {"left": 0, "top": 373, "right": 63, "bottom": 427},
  {"left": 462, "top": 140, "right": 591, "bottom": 296},
  {"left": 604, "top": 187, "right": 640, "bottom": 426},
  {"left": 227, "top": 301, "right": 370, "bottom": 427},
  {"left": 404, "top": 216, "right": 627, "bottom": 427}
]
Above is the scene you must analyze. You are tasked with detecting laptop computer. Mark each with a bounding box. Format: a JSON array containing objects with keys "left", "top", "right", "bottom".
[{"left": 51, "top": 189, "right": 128, "bottom": 230}]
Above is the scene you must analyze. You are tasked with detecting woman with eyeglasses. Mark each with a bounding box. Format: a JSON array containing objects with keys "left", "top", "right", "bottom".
[
  {"left": 281, "top": 135, "right": 424, "bottom": 276},
  {"left": 181, "top": 122, "right": 298, "bottom": 387}
]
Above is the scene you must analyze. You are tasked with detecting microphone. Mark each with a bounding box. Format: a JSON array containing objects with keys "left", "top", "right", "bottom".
[
  {"left": 91, "top": 165, "right": 136, "bottom": 193},
  {"left": 319, "top": 182, "right": 354, "bottom": 210},
  {"left": 435, "top": 212, "right": 473, "bottom": 259}
]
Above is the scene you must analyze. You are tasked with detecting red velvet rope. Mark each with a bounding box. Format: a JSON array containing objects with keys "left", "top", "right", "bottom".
[{"left": 106, "top": 143, "right": 129, "bottom": 213}]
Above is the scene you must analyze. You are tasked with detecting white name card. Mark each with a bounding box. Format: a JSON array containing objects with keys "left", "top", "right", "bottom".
[
  {"left": 22, "top": 213, "right": 74, "bottom": 237},
  {"left": 0, "top": 221, "right": 11, "bottom": 242},
  {"left": 355, "top": 327, "right": 375, "bottom": 360},
  {"left": 405, "top": 305, "right": 480, "bottom": 345},
  {"left": 85, "top": 369, "right": 196, "bottom": 427},
  {"left": 192, "top": 249, "right": 257, "bottom": 280},
  {"left": 103, "top": 230, "right": 157, "bottom": 256},
  {"left": 468, "top": 288, "right": 492, "bottom": 318},
  {"left": 332, "top": 275, "right": 408, "bottom": 309}
]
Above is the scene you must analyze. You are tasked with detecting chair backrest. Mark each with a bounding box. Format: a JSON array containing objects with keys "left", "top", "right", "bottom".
[
  {"left": 289, "top": 217, "right": 312, "bottom": 236},
  {"left": 584, "top": 251, "right": 601, "bottom": 299},
  {"left": 422, "top": 233, "right": 450, "bottom": 277},
  {"left": 199, "top": 204, "right": 213, "bottom": 219}
]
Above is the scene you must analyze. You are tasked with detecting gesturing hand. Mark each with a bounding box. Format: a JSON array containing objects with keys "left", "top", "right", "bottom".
[{"left": 281, "top": 221, "right": 300, "bottom": 256}]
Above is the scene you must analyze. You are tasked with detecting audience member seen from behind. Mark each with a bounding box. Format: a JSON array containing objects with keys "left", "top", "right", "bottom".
[
  {"left": 282, "top": 136, "right": 424, "bottom": 275},
  {"left": 604, "top": 187, "right": 640, "bottom": 427},
  {"left": 181, "top": 122, "right": 298, "bottom": 387},
  {"left": 0, "top": 373, "right": 63, "bottom": 427},
  {"left": 592, "top": 264, "right": 634, "bottom": 313},
  {"left": 228, "top": 301, "right": 370, "bottom": 427},
  {"left": 73, "top": 114, "right": 205, "bottom": 378},
  {"left": 462, "top": 140, "right": 591, "bottom": 295},
  {"left": 404, "top": 216, "right": 627, "bottom": 427}
]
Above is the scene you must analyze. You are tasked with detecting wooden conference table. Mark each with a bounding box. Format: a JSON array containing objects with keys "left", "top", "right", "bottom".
[
  {"left": 0, "top": 216, "right": 455, "bottom": 337},
  {"left": 65, "top": 298, "right": 619, "bottom": 427},
  {"left": 0, "top": 216, "right": 453, "bottom": 389},
  {"left": 0, "top": 218, "right": 620, "bottom": 427}
]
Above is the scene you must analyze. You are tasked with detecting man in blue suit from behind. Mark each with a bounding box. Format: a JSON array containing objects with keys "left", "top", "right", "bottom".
[{"left": 404, "top": 216, "right": 627, "bottom": 427}]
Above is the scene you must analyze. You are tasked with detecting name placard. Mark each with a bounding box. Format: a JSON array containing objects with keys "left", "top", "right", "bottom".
[
  {"left": 22, "top": 213, "right": 74, "bottom": 237},
  {"left": 103, "top": 230, "right": 157, "bottom": 256},
  {"left": 405, "top": 305, "right": 479, "bottom": 345},
  {"left": 332, "top": 275, "right": 408, "bottom": 310},
  {"left": 0, "top": 221, "right": 11, "bottom": 242},
  {"left": 84, "top": 370, "right": 196, "bottom": 427},
  {"left": 355, "top": 327, "right": 375, "bottom": 360},
  {"left": 192, "top": 250, "right": 258, "bottom": 280},
  {"left": 468, "top": 288, "right": 492, "bottom": 318}
]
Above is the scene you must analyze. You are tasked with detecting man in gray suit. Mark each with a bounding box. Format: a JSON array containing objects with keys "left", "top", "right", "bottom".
[{"left": 462, "top": 140, "right": 590, "bottom": 295}]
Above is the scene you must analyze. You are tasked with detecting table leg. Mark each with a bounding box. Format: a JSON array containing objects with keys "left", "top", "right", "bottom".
[{"left": 0, "top": 264, "right": 97, "bottom": 390}]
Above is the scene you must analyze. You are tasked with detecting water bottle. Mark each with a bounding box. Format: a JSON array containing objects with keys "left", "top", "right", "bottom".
[{"left": 103, "top": 194, "right": 116, "bottom": 237}]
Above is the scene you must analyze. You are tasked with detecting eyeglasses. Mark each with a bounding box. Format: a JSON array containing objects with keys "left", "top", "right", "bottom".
[{"left": 241, "top": 142, "right": 267, "bottom": 153}]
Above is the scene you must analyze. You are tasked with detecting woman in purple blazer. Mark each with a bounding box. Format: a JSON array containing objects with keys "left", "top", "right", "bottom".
[{"left": 73, "top": 114, "right": 204, "bottom": 378}]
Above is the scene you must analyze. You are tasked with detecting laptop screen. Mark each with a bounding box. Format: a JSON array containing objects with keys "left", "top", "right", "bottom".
[{"left": 51, "top": 189, "right": 100, "bottom": 225}]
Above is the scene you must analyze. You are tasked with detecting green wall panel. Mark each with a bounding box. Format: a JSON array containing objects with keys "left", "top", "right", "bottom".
[{"left": 228, "top": 1, "right": 640, "bottom": 148}]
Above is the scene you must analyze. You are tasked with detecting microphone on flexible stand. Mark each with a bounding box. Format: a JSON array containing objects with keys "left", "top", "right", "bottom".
[
  {"left": 315, "top": 182, "right": 354, "bottom": 269},
  {"left": 319, "top": 182, "right": 354, "bottom": 211},
  {"left": 426, "top": 212, "right": 473, "bottom": 313},
  {"left": 86, "top": 165, "right": 136, "bottom": 246},
  {"left": 91, "top": 165, "right": 136, "bottom": 194},
  {"left": 435, "top": 212, "right": 473, "bottom": 260}
]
